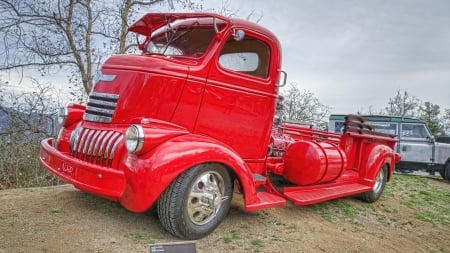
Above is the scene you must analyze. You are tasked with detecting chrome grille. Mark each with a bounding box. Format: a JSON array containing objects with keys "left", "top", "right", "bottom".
[
  {"left": 70, "top": 125, "right": 123, "bottom": 167},
  {"left": 84, "top": 92, "right": 119, "bottom": 123}
]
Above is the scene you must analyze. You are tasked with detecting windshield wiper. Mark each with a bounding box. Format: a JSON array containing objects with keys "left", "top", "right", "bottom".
[{"left": 162, "top": 21, "right": 200, "bottom": 55}]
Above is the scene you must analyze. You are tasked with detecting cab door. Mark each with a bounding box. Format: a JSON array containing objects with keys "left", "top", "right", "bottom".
[{"left": 194, "top": 28, "right": 278, "bottom": 159}]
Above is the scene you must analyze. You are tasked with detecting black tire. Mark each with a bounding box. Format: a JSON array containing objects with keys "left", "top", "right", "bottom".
[
  {"left": 445, "top": 164, "right": 450, "bottom": 183},
  {"left": 361, "top": 165, "right": 388, "bottom": 203},
  {"left": 157, "top": 163, "right": 233, "bottom": 239},
  {"left": 439, "top": 170, "right": 446, "bottom": 180}
]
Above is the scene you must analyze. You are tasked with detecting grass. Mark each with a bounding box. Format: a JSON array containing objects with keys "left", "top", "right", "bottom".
[
  {"left": 306, "top": 174, "right": 450, "bottom": 227},
  {"left": 223, "top": 230, "right": 240, "bottom": 243},
  {"left": 129, "top": 231, "right": 159, "bottom": 244},
  {"left": 388, "top": 175, "right": 450, "bottom": 226},
  {"left": 307, "top": 200, "right": 363, "bottom": 223},
  {"left": 0, "top": 212, "right": 18, "bottom": 220},
  {"left": 251, "top": 239, "right": 264, "bottom": 247}
]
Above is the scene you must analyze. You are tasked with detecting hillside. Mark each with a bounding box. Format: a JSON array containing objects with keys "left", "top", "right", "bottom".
[{"left": 0, "top": 174, "right": 449, "bottom": 253}]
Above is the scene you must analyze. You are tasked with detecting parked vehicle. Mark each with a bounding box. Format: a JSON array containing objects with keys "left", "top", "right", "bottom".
[
  {"left": 329, "top": 114, "right": 450, "bottom": 181},
  {"left": 40, "top": 13, "right": 401, "bottom": 239}
]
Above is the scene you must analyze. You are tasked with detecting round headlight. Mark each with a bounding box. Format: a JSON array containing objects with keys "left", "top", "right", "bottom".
[
  {"left": 57, "top": 107, "right": 68, "bottom": 125},
  {"left": 125, "top": 125, "right": 144, "bottom": 153}
]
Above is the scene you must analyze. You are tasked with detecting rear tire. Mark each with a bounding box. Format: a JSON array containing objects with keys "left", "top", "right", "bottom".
[
  {"left": 445, "top": 164, "right": 450, "bottom": 183},
  {"left": 157, "top": 164, "right": 233, "bottom": 239},
  {"left": 439, "top": 169, "right": 447, "bottom": 181},
  {"left": 361, "top": 165, "right": 388, "bottom": 203}
]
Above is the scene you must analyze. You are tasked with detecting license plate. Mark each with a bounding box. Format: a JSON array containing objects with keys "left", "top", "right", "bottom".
[{"left": 60, "top": 162, "right": 75, "bottom": 178}]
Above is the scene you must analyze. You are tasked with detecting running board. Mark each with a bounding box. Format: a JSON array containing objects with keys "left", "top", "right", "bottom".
[
  {"left": 283, "top": 183, "right": 372, "bottom": 206},
  {"left": 245, "top": 192, "right": 286, "bottom": 211}
]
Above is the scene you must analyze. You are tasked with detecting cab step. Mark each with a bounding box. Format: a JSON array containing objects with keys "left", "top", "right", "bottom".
[
  {"left": 283, "top": 183, "right": 372, "bottom": 206},
  {"left": 252, "top": 173, "right": 267, "bottom": 187},
  {"left": 245, "top": 192, "right": 286, "bottom": 211}
]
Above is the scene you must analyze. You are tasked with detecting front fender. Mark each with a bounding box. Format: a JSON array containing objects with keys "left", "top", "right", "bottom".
[
  {"left": 118, "top": 134, "right": 258, "bottom": 212},
  {"left": 361, "top": 144, "right": 397, "bottom": 185}
]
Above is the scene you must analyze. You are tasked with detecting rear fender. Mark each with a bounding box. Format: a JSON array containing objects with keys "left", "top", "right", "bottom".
[
  {"left": 118, "top": 134, "right": 258, "bottom": 212},
  {"left": 360, "top": 144, "right": 397, "bottom": 185}
]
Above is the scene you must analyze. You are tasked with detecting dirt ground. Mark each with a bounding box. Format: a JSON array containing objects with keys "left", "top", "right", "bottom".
[{"left": 1, "top": 178, "right": 449, "bottom": 253}]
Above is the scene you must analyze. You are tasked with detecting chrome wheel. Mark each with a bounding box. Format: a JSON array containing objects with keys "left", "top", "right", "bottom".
[
  {"left": 187, "top": 171, "right": 229, "bottom": 225},
  {"left": 157, "top": 164, "right": 233, "bottom": 239},
  {"left": 360, "top": 165, "right": 388, "bottom": 203},
  {"left": 373, "top": 167, "right": 385, "bottom": 194}
]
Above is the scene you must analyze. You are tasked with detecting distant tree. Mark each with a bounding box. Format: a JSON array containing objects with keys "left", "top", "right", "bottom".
[
  {"left": 417, "top": 101, "right": 445, "bottom": 137},
  {"left": 281, "top": 83, "right": 330, "bottom": 129},
  {"left": 356, "top": 105, "right": 385, "bottom": 116},
  {"left": 441, "top": 108, "right": 450, "bottom": 136},
  {"left": 385, "top": 90, "right": 420, "bottom": 117}
]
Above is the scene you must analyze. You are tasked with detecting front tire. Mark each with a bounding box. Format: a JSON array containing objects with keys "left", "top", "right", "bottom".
[
  {"left": 157, "top": 163, "right": 233, "bottom": 239},
  {"left": 361, "top": 165, "right": 388, "bottom": 203}
]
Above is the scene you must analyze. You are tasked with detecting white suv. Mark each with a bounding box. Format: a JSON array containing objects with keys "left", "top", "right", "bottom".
[{"left": 329, "top": 115, "right": 450, "bottom": 181}]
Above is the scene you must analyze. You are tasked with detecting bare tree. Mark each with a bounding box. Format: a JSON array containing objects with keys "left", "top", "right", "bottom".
[
  {"left": 385, "top": 89, "right": 420, "bottom": 117},
  {"left": 281, "top": 83, "right": 330, "bottom": 129},
  {"left": 0, "top": 0, "right": 200, "bottom": 97},
  {"left": 0, "top": 77, "right": 62, "bottom": 189},
  {"left": 356, "top": 105, "right": 386, "bottom": 116}
]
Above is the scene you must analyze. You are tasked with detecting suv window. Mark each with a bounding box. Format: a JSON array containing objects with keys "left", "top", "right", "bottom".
[
  {"left": 218, "top": 35, "right": 269, "bottom": 78},
  {"left": 401, "top": 123, "right": 429, "bottom": 139},
  {"left": 371, "top": 122, "right": 398, "bottom": 136}
]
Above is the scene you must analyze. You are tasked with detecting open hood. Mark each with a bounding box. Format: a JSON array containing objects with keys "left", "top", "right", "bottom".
[{"left": 128, "top": 12, "right": 229, "bottom": 36}]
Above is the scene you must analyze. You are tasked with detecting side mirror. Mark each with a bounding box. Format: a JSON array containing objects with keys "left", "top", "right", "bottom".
[
  {"left": 429, "top": 135, "right": 435, "bottom": 143},
  {"left": 233, "top": 29, "right": 245, "bottom": 41}
]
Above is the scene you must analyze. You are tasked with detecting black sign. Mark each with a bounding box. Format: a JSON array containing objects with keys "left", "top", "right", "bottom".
[{"left": 150, "top": 241, "right": 196, "bottom": 253}]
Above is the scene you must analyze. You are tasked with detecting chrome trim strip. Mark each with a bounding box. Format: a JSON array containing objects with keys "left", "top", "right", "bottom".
[
  {"left": 70, "top": 123, "right": 82, "bottom": 154},
  {"left": 104, "top": 132, "right": 121, "bottom": 159},
  {"left": 85, "top": 107, "right": 115, "bottom": 115},
  {"left": 109, "top": 135, "right": 124, "bottom": 159},
  {"left": 89, "top": 92, "right": 119, "bottom": 100},
  {"left": 87, "top": 98, "right": 118, "bottom": 107},
  {"left": 84, "top": 114, "right": 112, "bottom": 123},
  {"left": 77, "top": 128, "right": 89, "bottom": 154},
  {"left": 84, "top": 92, "right": 119, "bottom": 123},
  {"left": 92, "top": 131, "right": 108, "bottom": 157},
  {"left": 87, "top": 130, "right": 101, "bottom": 156},
  {"left": 82, "top": 129, "right": 96, "bottom": 155}
]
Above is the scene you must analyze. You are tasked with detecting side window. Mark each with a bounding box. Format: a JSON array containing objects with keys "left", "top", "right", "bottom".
[
  {"left": 218, "top": 35, "right": 269, "bottom": 78},
  {"left": 401, "top": 123, "right": 429, "bottom": 139},
  {"left": 371, "top": 122, "right": 398, "bottom": 136},
  {"left": 219, "top": 52, "right": 259, "bottom": 72}
]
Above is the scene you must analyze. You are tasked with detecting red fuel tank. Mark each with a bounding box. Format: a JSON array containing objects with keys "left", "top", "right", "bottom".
[{"left": 283, "top": 141, "right": 347, "bottom": 185}]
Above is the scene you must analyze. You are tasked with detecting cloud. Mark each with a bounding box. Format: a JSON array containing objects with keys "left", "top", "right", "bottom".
[{"left": 227, "top": 0, "right": 450, "bottom": 113}]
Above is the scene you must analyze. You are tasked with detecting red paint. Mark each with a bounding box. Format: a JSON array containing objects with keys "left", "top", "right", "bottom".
[
  {"left": 284, "top": 141, "right": 346, "bottom": 185},
  {"left": 40, "top": 12, "right": 400, "bottom": 236}
]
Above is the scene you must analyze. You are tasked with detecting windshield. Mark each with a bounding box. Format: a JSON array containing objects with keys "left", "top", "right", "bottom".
[{"left": 145, "top": 18, "right": 224, "bottom": 58}]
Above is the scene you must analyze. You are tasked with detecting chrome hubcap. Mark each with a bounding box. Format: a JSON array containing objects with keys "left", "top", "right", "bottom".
[
  {"left": 373, "top": 168, "right": 385, "bottom": 193},
  {"left": 187, "top": 171, "right": 228, "bottom": 225}
]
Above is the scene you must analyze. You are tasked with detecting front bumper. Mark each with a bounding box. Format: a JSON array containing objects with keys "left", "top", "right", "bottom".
[{"left": 40, "top": 138, "right": 126, "bottom": 201}]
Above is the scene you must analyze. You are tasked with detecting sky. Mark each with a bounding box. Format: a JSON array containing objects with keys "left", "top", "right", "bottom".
[
  {"left": 205, "top": 0, "right": 450, "bottom": 114},
  {"left": 2, "top": 0, "right": 450, "bottom": 115}
]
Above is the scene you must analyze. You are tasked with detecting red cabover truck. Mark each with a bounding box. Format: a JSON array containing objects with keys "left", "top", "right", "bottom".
[{"left": 40, "top": 12, "right": 401, "bottom": 239}]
